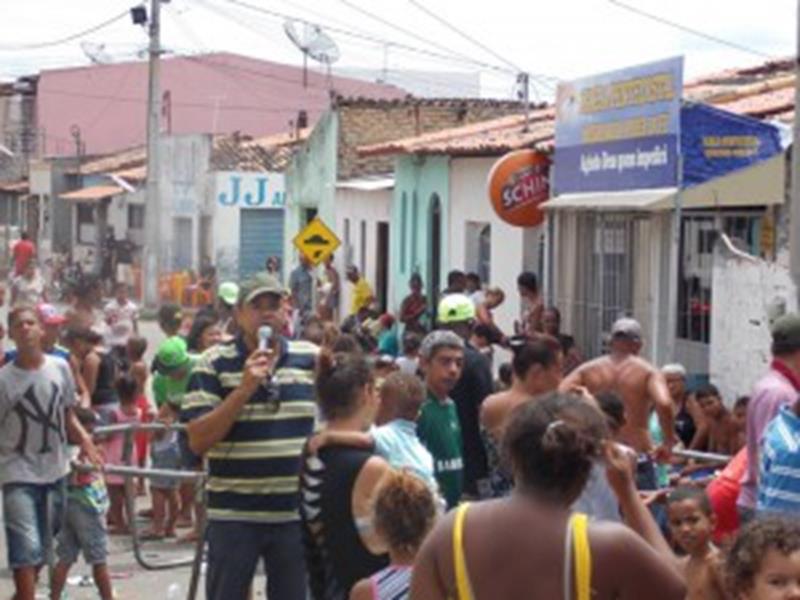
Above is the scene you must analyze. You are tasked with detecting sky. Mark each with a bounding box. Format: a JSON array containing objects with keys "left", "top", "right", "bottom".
[{"left": 0, "top": 0, "right": 795, "bottom": 99}]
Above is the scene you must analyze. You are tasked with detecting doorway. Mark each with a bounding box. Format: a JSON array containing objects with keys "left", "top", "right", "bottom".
[{"left": 375, "top": 221, "right": 389, "bottom": 312}]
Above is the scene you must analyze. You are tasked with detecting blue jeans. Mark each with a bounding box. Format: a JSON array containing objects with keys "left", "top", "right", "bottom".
[
  {"left": 3, "top": 478, "right": 67, "bottom": 569},
  {"left": 206, "top": 520, "right": 307, "bottom": 600}
]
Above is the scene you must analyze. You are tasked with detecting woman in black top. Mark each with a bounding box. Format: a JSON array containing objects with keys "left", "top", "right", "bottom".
[
  {"left": 300, "top": 350, "right": 390, "bottom": 600},
  {"left": 63, "top": 327, "right": 118, "bottom": 417}
]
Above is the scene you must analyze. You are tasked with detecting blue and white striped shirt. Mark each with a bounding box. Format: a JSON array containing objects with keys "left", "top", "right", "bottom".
[{"left": 758, "top": 405, "right": 800, "bottom": 515}]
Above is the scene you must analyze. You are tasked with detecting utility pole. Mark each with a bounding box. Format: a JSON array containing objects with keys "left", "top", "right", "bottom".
[
  {"left": 791, "top": 1, "right": 800, "bottom": 290},
  {"left": 519, "top": 72, "right": 530, "bottom": 132},
  {"left": 143, "top": 0, "right": 162, "bottom": 308}
]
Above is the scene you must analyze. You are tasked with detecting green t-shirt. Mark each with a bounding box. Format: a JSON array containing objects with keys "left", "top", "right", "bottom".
[
  {"left": 152, "top": 357, "right": 195, "bottom": 409},
  {"left": 418, "top": 393, "right": 463, "bottom": 508}
]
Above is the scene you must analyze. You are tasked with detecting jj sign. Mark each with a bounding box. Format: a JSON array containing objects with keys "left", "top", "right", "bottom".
[{"left": 216, "top": 172, "right": 286, "bottom": 208}]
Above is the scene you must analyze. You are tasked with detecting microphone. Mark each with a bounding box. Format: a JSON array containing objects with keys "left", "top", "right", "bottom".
[
  {"left": 258, "top": 325, "right": 273, "bottom": 351},
  {"left": 257, "top": 324, "right": 280, "bottom": 413}
]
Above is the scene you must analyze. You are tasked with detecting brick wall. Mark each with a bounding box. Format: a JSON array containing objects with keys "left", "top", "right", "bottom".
[{"left": 336, "top": 100, "right": 529, "bottom": 180}]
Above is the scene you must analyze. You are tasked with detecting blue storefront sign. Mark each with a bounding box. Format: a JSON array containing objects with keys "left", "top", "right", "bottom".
[
  {"left": 554, "top": 57, "right": 683, "bottom": 194},
  {"left": 681, "top": 103, "right": 783, "bottom": 186}
]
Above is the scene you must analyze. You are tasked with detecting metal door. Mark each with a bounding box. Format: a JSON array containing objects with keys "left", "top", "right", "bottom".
[
  {"left": 239, "top": 208, "right": 284, "bottom": 279},
  {"left": 172, "top": 217, "right": 193, "bottom": 271}
]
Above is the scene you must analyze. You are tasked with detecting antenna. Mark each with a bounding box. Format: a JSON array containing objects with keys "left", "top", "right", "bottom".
[
  {"left": 283, "top": 19, "right": 340, "bottom": 88},
  {"left": 80, "top": 42, "right": 114, "bottom": 64}
]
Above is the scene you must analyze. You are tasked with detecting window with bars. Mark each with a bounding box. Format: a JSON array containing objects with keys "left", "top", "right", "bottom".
[{"left": 676, "top": 211, "right": 764, "bottom": 343}]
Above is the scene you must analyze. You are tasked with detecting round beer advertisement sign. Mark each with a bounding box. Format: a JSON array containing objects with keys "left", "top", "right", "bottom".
[{"left": 487, "top": 150, "right": 550, "bottom": 227}]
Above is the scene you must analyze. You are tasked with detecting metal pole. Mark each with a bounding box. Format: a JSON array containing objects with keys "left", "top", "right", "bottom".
[
  {"left": 667, "top": 154, "right": 684, "bottom": 363},
  {"left": 521, "top": 72, "right": 530, "bottom": 133},
  {"left": 790, "top": 0, "right": 800, "bottom": 287},
  {"left": 143, "top": 0, "right": 163, "bottom": 308}
]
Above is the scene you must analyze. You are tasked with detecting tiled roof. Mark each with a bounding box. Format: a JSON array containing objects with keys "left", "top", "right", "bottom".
[
  {"left": 334, "top": 95, "right": 544, "bottom": 110},
  {"left": 685, "top": 58, "right": 795, "bottom": 122},
  {"left": 60, "top": 184, "right": 123, "bottom": 201},
  {"left": 78, "top": 146, "right": 146, "bottom": 176},
  {"left": 75, "top": 129, "right": 305, "bottom": 181},
  {"left": 0, "top": 179, "right": 29, "bottom": 193},
  {"left": 359, "top": 57, "right": 798, "bottom": 158},
  {"left": 210, "top": 133, "right": 301, "bottom": 172},
  {"left": 358, "top": 109, "right": 554, "bottom": 157}
]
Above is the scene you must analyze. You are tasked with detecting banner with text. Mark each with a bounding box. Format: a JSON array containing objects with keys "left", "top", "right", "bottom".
[
  {"left": 681, "top": 103, "right": 783, "bottom": 187},
  {"left": 554, "top": 56, "right": 683, "bottom": 194}
]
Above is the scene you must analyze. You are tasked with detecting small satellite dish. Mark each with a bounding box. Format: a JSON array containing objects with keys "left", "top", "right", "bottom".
[
  {"left": 284, "top": 20, "right": 340, "bottom": 88},
  {"left": 81, "top": 42, "right": 114, "bottom": 65}
]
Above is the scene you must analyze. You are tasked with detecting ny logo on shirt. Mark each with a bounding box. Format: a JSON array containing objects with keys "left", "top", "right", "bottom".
[{"left": 13, "top": 382, "right": 64, "bottom": 455}]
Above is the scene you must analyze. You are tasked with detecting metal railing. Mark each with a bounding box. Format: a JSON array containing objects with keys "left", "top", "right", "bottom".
[
  {"left": 85, "top": 421, "right": 206, "bottom": 600},
  {"left": 672, "top": 448, "right": 731, "bottom": 465}
]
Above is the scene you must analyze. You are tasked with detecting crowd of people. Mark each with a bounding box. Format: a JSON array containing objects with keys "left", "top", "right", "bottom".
[{"left": 0, "top": 250, "right": 799, "bottom": 600}]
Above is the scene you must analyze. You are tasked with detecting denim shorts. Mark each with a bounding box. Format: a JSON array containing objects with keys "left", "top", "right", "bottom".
[
  {"left": 3, "top": 478, "right": 67, "bottom": 569},
  {"left": 150, "top": 442, "right": 181, "bottom": 490},
  {"left": 55, "top": 501, "right": 108, "bottom": 566}
]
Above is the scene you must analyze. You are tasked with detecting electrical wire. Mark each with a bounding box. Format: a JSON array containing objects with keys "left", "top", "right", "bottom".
[
  {"left": 406, "top": 0, "right": 522, "bottom": 73},
  {"left": 0, "top": 9, "right": 132, "bottom": 51},
  {"left": 608, "top": 0, "right": 777, "bottom": 59},
  {"left": 209, "top": 0, "right": 519, "bottom": 75},
  {"left": 405, "top": 0, "right": 558, "bottom": 97},
  {"left": 334, "top": 0, "right": 488, "bottom": 72}
]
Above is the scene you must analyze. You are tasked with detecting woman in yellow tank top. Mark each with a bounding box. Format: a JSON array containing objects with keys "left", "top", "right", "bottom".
[{"left": 409, "top": 392, "right": 685, "bottom": 600}]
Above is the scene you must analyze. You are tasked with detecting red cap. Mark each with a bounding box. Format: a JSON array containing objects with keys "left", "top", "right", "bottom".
[{"left": 37, "top": 303, "right": 67, "bottom": 326}]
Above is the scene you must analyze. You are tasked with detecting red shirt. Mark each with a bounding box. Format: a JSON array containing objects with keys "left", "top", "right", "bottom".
[{"left": 12, "top": 240, "right": 35, "bottom": 276}]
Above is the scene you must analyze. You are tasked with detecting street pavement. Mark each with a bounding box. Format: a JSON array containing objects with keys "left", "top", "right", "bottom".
[{"left": 0, "top": 317, "right": 269, "bottom": 599}]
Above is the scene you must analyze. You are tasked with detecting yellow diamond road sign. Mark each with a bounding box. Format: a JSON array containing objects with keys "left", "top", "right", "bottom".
[{"left": 293, "top": 217, "right": 341, "bottom": 266}]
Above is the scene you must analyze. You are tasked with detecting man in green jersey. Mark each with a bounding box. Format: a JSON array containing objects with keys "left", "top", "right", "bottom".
[{"left": 417, "top": 330, "right": 465, "bottom": 509}]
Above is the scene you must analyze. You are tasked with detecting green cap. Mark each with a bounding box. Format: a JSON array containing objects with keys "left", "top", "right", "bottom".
[
  {"left": 772, "top": 313, "right": 800, "bottom": 347},
  {"left": 437, "top": 293, "right": 476, "bottom": 324},
  {"left": 217, "top": 281, "right": 239, "bottom": 306},
  {"left": 238, "top": 272, "right": 285, "bottom": 305},
  {"left": 155, "top": 336, "right": 190, "bottom": 374}
]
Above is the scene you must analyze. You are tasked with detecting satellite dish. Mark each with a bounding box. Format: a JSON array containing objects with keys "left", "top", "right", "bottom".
[
  {"left": 81, "top": 42, "right": 114, "bottom": 65},
  {"left": 284, "top": 20, "right": 340, "bottom": 88}
]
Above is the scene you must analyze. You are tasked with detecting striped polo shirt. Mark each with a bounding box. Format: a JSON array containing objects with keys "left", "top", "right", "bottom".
[
  {"left": 181, "top": 335, "right": 318, "bottom": 523},
  {"left": 758, "top": 405, "right": 800, "bottom": 515}
]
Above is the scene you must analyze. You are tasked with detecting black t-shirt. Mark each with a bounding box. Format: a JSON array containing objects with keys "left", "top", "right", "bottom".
[{"left": 450, "top": 343, "right": 494, "bottom": 496}]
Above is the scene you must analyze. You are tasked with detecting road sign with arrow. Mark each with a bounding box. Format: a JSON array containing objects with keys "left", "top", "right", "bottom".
[{"left": 292, "top": 217, "right": 341, "bottom": 266}]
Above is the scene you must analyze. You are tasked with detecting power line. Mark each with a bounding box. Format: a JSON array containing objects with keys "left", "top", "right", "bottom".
[
  {"left": 208, "top": 0, "right": 519, "bottom": 75},
  {"left": 608, "top": 0, "right": 776, "bottom": 59},
  {"left": 406, "top": 0, "right": 522, "bottom": 73},
  {"left": 334, "top": 0, "right": 490, "bottom": 73},
  {"left": 0, "top": 9, "right": 131, "bottom": 51},
  {"left": 188, "top": 2, "right": 494, "bottom": 98},
  {"left": 403, "top": 0, "right": 557, "bottom": 99}
]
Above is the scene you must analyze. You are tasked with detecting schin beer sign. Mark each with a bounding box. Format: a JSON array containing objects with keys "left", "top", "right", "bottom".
[{"left": 487, "top": 149, "right": 550, "bottom": 227}]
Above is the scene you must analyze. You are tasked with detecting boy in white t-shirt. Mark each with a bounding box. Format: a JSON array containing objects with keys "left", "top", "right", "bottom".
[{"left": 103, "top": 283, "right": 139, "bottom": 364}]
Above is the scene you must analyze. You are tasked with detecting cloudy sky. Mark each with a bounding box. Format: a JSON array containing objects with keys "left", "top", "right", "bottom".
[{"left": 0, "top": 0, "right": 794, "bottom": 98}]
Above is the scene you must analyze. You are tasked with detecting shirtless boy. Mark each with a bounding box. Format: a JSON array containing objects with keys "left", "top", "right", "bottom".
[
  {"left": 695, "top": 385, "right": 741, "bottom": 455},
  {"left": 666, "top": 486, "right": 726, "bottom": 600},
  {"left": 560, "top": 317, "right": 675, "bottom": 460}
]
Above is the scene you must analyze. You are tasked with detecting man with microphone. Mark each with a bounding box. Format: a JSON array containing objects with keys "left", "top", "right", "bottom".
[{"left": 182, "top": 272, "right": 318, "bottom": 600}]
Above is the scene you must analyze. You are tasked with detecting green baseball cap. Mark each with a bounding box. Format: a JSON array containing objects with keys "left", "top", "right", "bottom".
[
  {"left": 155, "top": 336, "right": 190, "bottom": 374},
  {"left": 217, "top": 281, "right": 240, "bottom": 306},
  {"left": 772, "top": 313, "right": 800, "bottom": 347},
  {"left": 437, "top": 293, "right": 476, "bottom": 324},
  {"left": 238, "top": 272, "right": 285, "bottom": 305}
]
